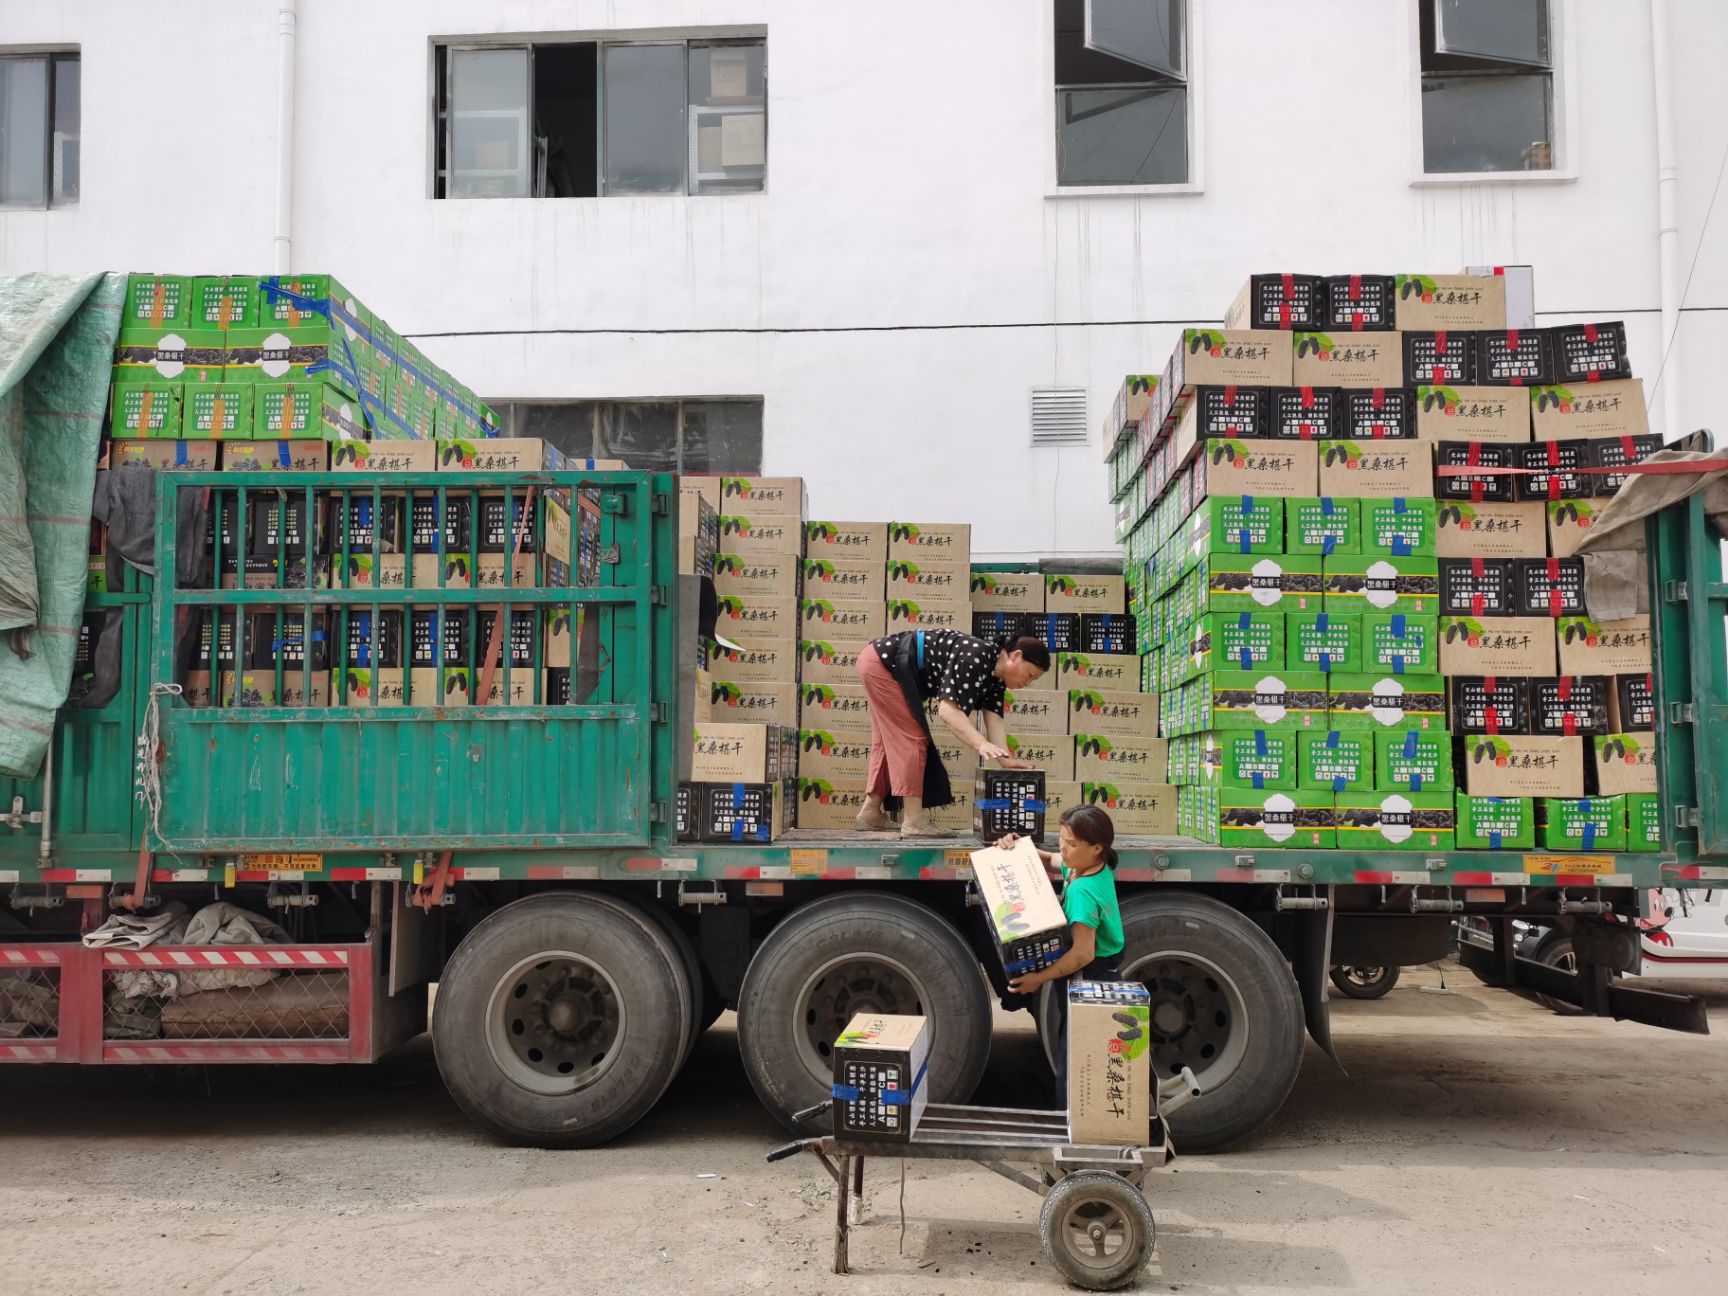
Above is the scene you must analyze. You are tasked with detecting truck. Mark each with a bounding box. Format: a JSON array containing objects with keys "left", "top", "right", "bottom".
[{"left": 2, "top": 457, "right": 1722, "bottom": 1155}]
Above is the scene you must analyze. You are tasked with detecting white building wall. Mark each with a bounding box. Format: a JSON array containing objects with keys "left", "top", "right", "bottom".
[{"left": 1, "top": 0, "right": 1724, "bottom": 558}]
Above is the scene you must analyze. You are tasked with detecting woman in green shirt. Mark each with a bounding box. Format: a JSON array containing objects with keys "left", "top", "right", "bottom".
[{"left": 998, "top": 804, "right": 1124, "bottom": 1106}]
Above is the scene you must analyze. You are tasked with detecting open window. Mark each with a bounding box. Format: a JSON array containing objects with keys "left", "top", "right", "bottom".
[
  {"left": 1419, "top": 0, "right": 1555, "bottom": 174},
  {"left": 487, "top": 399, "right": 765, "bottom": 473},
  {"left": 1054, "top": 0, "right": 1188, "bottom": 188}
]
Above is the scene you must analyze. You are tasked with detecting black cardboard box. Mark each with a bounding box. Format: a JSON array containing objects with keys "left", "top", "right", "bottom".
[
  {"left": 973, "top": 611, "right": 1032, "bottom": 641},
  {"left": 1451, "top": 677, "right": 1530, "bottom": 735},
  {"left": 246, "top": 608, "right": 331, "bottom": 670},
  {"left": 974, "top": 768, "right": 1048, "bottom": 844},
  {"left": 832, "top": 1013, "right": 930, "bottom": 1143},
  {"left": 1478, "top": 330, "right": 1554, "bottom": 387},
  {"left": 1339, "top": 388, "right": 1417, "bottom": 440},
  {"left": 1515, "top": 441, "right": 1591, "bottom": 501},
  {"left": 1613, "top": 672, "right": 1656, "bottom": 732},
  {"left": 675, "top": 783, "right": 700, "bottom": 842},
  {"left": 1438, "top": 558, "right": 1516, "bottom": 617},
  {"left": 1324, "top": 274, "right": 1397, "bottom": 331},
  {"left": 1026, "top": 612, "right": 1082, "bottom": 654},
  {"left": 1080, "top": 613, "right": 1137, "bottom": 656},
  {"left": 1589, "top": 434, "right": 1664, "bottom": 497},
  {"left": 1529, "top": 675, "right": 1611, "bottom": 737},
  {"left": 1226, "top": 274, "right": 1325, "bottom": 331},
  {"left": 1269, "top": 386, "right": 1343, "bottom": 440},
  {"left": 1514, "top": 557, "right": 1587, "bottom": 618},
  {"left": 1404, "top": 332, "right": 1478, "bottom": 387},
  {"left": 699, "top": 780, "right": 788, "bottom": 844},
  {"left": 1435, "top": 441, "right": 1515, "bottom": 502},
  {"left": 1550, "top": 321, "right": 1632, "bottom": 384}
]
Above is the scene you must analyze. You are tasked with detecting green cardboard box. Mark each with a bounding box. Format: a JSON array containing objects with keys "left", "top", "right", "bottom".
[
  {"left": 258, "top": 274, "right": 367, "bottom": 333},
  {"left": 1361, "top": 498, "right": 1439, "bottom": 557},
  {"left": 123, "top": 273, "right": 193, "bottom": 329},
  {"left": 1300, "top": 730, "right": 1373, "bottom": 791},
  {"left": 1323, "top": 555, "right": 1440, "bottom": 614},
  {"left": 254, "top": 382, "right": 368, "bottom": 442},
  {"left": 190, "top": 275, "right": 260, "bottom": 330},
  {"left": 1328, "top": 673, "right": 1447, "bottom": 731},
  {"left": 181, "top": 385, "right": 254, "bottom": 440},
  {"left": 225, "top": 326, "right": 358, "bottom": 388},
  {"left": 1336, "top": 790, "right": 1456, "bottom": 850},
  {"left": 1375, "top": 728, "right": 1455, "bottom": 791},
  {"left": 1362, "top": 613, "right": 1439, "bottom": 675},
  {"left": 1540, "top": 796, "right": 1626, "bottom": 851},
  {"left": 1200, "top": 729, "right": 1298, "bottom": 789},
  {"left": 1192, "top": 552, "right": 1324, "bottom": 613},
  {"left": 1182, "top": 612, "right": 1283, "bottom": 678},
  {"left": 113, "top": 326, "right": 225, "bottom": 386},
  {"left": 1626, "top": 792, "right": 1661, "bottom": 851},
  {"left": 1286, "top": 497, "right": 1361, "bottom": 556},
  {"left": 1177, "top": 497, "right": 1285, "bottom": 562},
  {"left": 1200, "top": 669, "right": 1329, "bottom": 731},
  {"left": 1456, "top": 795, "right": 1536, "bottom": 850},
  {"left": 109, "top": 383, "right": 184, "bottom": 439},
  {"left": 1286, "top": 611, "right": 1362, "bottom": 674},
  {"left": 1215, "top": 787, "right": 1336, "bottom": 848}
]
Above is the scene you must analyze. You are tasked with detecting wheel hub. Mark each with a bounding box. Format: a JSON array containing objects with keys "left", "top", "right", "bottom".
[
  {"left": 1058, "top": 1197, "right": 1131, "bottom": 1270},
  {"left": 1122, "top": 951, "right": 1250, "bottom": 1090},
  {"left": 487, "top": 954, "right": 625, "bottom": 1096},
  {"left": 794, "top": 955, "right": 931, "bottom": 1087}
]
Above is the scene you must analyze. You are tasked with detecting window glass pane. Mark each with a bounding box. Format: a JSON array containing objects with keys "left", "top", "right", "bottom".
[
  {"left": 682, "top": 402, "right": 764, "bottom": 473},
  {"left": 1435, "top": 0, "right": 1549, "bottom": 67},
  {"left": 516, "top": 402, "right": 597, "bottom": 460},
  {"left": 603, "top": 44, "right": 686, "bottom": 195},
  {"left": 690, "top": 42, "right": 765, "bottom": 195},
  {"left": 49, "top": 55, "right": 77, "bottom": 205},
  {"left": 1085, "top": 0, "right": 1183, "bottom": 79},
  {"left": 1422, "top": 74, "right": 1552, "bottom": 173},
  {"left": 0, "top": 57, "right": 48, "bottom": 207},
  {"left": 1057, "top": 87, "right": 1186, "bottom": 186},
  {"left": 449, "top": 47, "right": 530, "bottom": 198},
  {"left": 598, "top": 401, "right": 679, "bottom": 471}
]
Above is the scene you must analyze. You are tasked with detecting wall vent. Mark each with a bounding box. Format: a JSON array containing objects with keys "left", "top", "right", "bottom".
[{"left": 1030, "top": 386, "right": 1088, "bottom": 447}]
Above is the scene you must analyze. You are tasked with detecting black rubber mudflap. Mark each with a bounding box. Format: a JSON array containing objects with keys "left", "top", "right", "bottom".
[{"left": 1287, "top": 899, "right": 1344, "bottom": 1071}]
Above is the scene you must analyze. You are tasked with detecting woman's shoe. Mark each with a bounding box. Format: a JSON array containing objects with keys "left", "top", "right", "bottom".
[
  {"left": 853, "top": 810, "right": 897, "bottom": 832},
  {"left": 900, "top": 819, "right": 956, "bottom": 839}
]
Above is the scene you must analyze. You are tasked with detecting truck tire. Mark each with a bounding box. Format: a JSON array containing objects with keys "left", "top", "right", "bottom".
[
  {"left": 629, "top": 898, "right": 705, "bottom": 1064},
  {"left": 1329, "top": 965, "right": 1400, "bottom": 1000},
  {"left": 1532, "top": 936, "right": 1584, "bottom": 1016},
  {"left": 432, "top": 891, "right": 693, "bottom": 1147},
  {"left": 737, "top": 893, "right": 992, "bottom": 1133},
  {"left": 1040, "top": 893, "right": 1304, "bottom": 1153}
]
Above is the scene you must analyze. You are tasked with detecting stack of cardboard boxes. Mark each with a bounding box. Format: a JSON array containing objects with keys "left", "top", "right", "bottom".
[{"left": 1108, "top": 270, "right": 1659, "bottom": 852}]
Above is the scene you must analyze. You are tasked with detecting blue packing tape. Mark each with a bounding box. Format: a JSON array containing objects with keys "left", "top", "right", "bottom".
[
  {"left": 1025, "top": 800, "right": 1047, "bottom": 812},
  {"left": 1404, "top": 731, "right": 1418, "bottom": 758},
  {"left": 1320, "top": 652, "right": 1332, "bottom": 672},
  {"left": 1241, "top": 494, "right": 1255, "bottom": 515},
  {"left": 975, "top": 798, "right": 1010, "bottom": 810},
  {"left": 1321, "top": 497, "right": 1335, "bottom": 516},
  {"left": 1238, "top": 647, "right": 1252, "bottom": 669},
  {"left": 1489, "top": 830, "right": 1502, "bottom": 849},
  {"left": 1238, "top": 612, "right": 1252, "bottom": 630},
  {"left": 1411, "top": 773, "right": 1423, "bottom": 791},
  {"left": 731, "top": 782, "right": 746, "bottom": 808},
  {"left": 1392, "top": 614, "right": 1406, "bottom": 637},
  {"left": 1323, "top": 534, "right": 1336, "bottom": 556},
  {"left": 882, "top": 1060, "right": 928, "bottom": 1105},
  {"left": 1332, "top": 776, "right": 1346, "bottom": 792},
  {"left": 174, "top": 441, "right": 188, "bottom": 467},
  {"left": 1241, "top": 530, "right": 1252, "bottom": 554},
  {"left": 1255, "top": 729, "right": 1268, "bottom": 755},
  {"left": 1393, "top": 537, "right": 1412, "bottom": 557},
  {"left": 832, "top": 1083, "right": 861, "bottom": 1102},
  {"left": 1326, "top": 730, "right": 1340, "bottom": 748},
  {"left": 1318, "top": 613, "right": 1329, "bottom": 631},
  {"left": 276, "top": 441, "right": 290, "bottom": 468},
  {"left": 1392, "top": 656, "right": 1406, "bottom": 675},
  {"left": 1394, "top": 497, "right": 1408, "bottom": 514},
  {"left": 1582, "top": 819, "right": 1597, "bottom": 849}
]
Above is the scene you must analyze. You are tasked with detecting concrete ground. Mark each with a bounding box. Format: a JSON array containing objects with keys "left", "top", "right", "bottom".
[{"left": 1, "top": 963, "right": 1724, "bottom": 1296}]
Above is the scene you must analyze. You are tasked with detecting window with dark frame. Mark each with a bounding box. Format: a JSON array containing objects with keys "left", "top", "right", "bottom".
[
  {"left": 489, "top": 399, "right": 764, "bottom": 474},
  {"left": 1054, "top": 0, "right": 1187, "bottom": 187},
  {"left": 1419, "top": 0, "right": 1555, "bottom": 174},
  {"left": 0, "top": 50, "right": 79, "bottom": 207},
  {"left": 434, "top": 36, "right": 765, "bottom": 198}
]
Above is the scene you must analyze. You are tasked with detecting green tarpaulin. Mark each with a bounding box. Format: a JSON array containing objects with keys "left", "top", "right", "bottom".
[{"left": 0, "top": 272, "right": 124, "bottom": 778}]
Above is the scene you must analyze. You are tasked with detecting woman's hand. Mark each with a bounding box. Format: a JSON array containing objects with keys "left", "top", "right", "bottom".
[
  {"left": 994, "top": 833, "right": 1020, "bottom": 851},
  {"left": 1009, "top": 969, "right": 1047, "bottom": 994},
  {"left": 977, "top": 741, "right": 1013, "bottom": 763},
  {"left": 996, "top": 757, "right": 1035, "bottom": 771}
]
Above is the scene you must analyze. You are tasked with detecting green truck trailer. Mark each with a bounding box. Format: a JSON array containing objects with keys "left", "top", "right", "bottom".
[{"left": 2, "top": 461, "right": 1723, "bottom": 1153}]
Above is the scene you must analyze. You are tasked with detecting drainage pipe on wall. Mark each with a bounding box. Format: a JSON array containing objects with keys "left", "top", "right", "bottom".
[
  {"left": 1650, "top": 0, "right": 1682, "bottom": 440},
  {"left": 272, "top": 0, "right": 298, "bottom": 273}
]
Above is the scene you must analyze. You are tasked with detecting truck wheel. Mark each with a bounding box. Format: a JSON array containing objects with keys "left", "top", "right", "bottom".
[
  {"left": 432, "top": 892, "right": 693, "bottom": 1147},
  {"left": 1532, "top": 936, "right": 1584, "bottom": 1015},
  {"left": 1329, "top": 965, "right": 1400, "bottom": 1000},
  {"left": 630, "top": 898, "right": 705, "bottom": 1064},
  {"left": 1116, "top": 894, "right": 1304, "bottom": 1153},
  {"left": 737, "top": 894, "right": 992, "bottom": 1133}
]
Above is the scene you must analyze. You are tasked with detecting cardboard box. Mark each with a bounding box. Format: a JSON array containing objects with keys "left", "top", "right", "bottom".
[
  {"left": 181, "top": 385, "right": 254, "bottom": 440},
  {"left": 218, "top": 669, "right": 331, "bottom": 709},
  {"left": 1201, "top": 670, "right": 1328, "bottom": 731},
  {"left": 223, "top": 440, "right": 328, "bottom": 472},
  {"left": 1456, "top": 795, "right": 1536, "bottom": 849},
  {"left": 1529, "top": 676, "right": 1611, "bottom": 737},
  {"left": 1393, "top": 274, "right": 1506, "bottom": 331},
  {"left": 703, "top": 639, "right": 796, "bottom": 684},
  {"left": 1080, "top": 782, "right": 1176, "bottom": 834},
  {"left": 1172, "top": 328, "right": 1294, "bottom": 387},
  {"left": 1066, "top": 981, "right": 1152, "bottom": 1146},
  {"left": 1589, "top": 435, "right": 1664, "bottom": 498},
  {"left": 887, "top": 523, "right": 970, "bottom": 561},
  {"left": 1079, "top": 614, "right": 1139, "bottom": 656},
  {"left": 974, "top": 768, "right": 1047, "bottom": 841},
  {"left": 1336, "top": 790, "right": 1457, "bottom": 850},
  {"left": 190, "top": 275, "right": 259, "bottom": 330},
  {"left": 699, "top": 780, "right": 789, "bottom": 844},
  {"left": 937, "top": 739, "right": 981, "bottom": 780},
  {"left": 1181, "top": 611, "right": 1282, "bottom": 678},
  {"left": 1286, "top": 611, "right": 1360, "bottom": 674},
  {"left": 1462, "top": 735, "right": 1584, "bottom": 797},
  {"left": 1437, "top": 558, "right": 1515, "bottom": 617},
  {"left": 1439, "top": 616, "right": 1557, "bottom": 676},
  {"left": 793, "top": 779, "right": 875, "bottom": 828},
  {"left": 1611, "top": 672, "right": 1656, "bottom": 732},
  {"left": 805, "top": 521, "right": 888, "bottom": 562},
  {"left": 718, "top": 513, "right": 804, "bottom": 557},
  {"left": 1403, "top": 331, "right": 1478, "bottom": 388},
  {"left": 1514, "top": 440, "right": 1591, "bottom": 502},
  {"left": 1189, "top": 437, "right": 1318, "bottom": 499},
  {"left": 1293, "top": 332, "right": 1404, "bottom": 388},
  {"left": 1318, "top": 440, "right": 1433, "bottom": 499},
  {"left": 1040, "top": 781, "right": 1085, "bottom": 821},
  {"left": 339, "top": 666, "right": 406, "bottom": 707},
  {"left": 689, "top": 668, "right": 714, "bottom": 725},
  {"left": 1224, "top": 274, "right": 1326, "bottom": 331},
  {"left": 1065, "top": 689, "right": 1156, "bottom": 739},
  {"left": 1530, "top": 379, "right": 1648, "bottom": 440},
  {"left": 1477, "top": 330, "right": 1554, "bottom": 388},
  {"left": 435, "top": 437, "right": 562, "bottom": 472},
  {"left": 1268, "top": 386, "right": 1345, "bottom": 440},
  {"left": 253, "top": 381, "right": 367, "bottom": 443},
  {"left": 109, "top": 383, "right": 183, "bottom": 438},
  {"left": 1178, "top": 497, "right": 1286, "bottom": 558},
  {"left": 1324, "top": 274, "right": 1398, "bottom": 331},
  {"left": 1513, "top": 556, "right": 1587, "bottom": 620},
  {"left": 885, "top": 600, "right": 969, "bottom": 631},
  {"left": 714, "top": 552, "right": 801, "bottom": 600},
  {"left": 1415, "top": 385, "right": 1530, "bottom": 443},
  {"left": 1361, "top": 613, "right": 1438, "bottom": 675},
  {"left": 1300, "top": 730, "right": 1372, "bottom": 791},
  {"left": 969, "top": 570, "right": 1044, "bottom": 614},
  {"left": 1323, "top": 555, "right": 1440, "bottom": 614},
  {"left": 1004, "top": 735, "right": 1076, "bottom": 781},
  {"left": 123, "top": 274, "right": 193, "bottom": 328},
  {"left": 1627, "top": 792, "right": 1661, "bottom": 851},
  {"left": 110, "top": 439, "right": 220, "bottom": 471},
  {"left": 801, "top": 599, "right": 884, "bottom": 639},
  {"left": 113, "top": 326, "right": 225, "bottom": 387},
  {"left": 1002, "top": 689, "right": 1068, "bottom": 737},
  {"left": 832, "top": 1013, "right": 930, "bottom": 1143},
  {"left": 1436, "top": 500, "right": 1548, "bottom": 558},
  {"left": 1057, "top": 652, "right": 1141, "bottom": 692},
  {"left": 798, "top": 728, "right": 873, "bottom": 783},
  {"left": 1434, "top": 440, "right": 1516, "bottom": 504},
  {"left": 1557, "top": 616, "right": 1652, "bottom": 675},
  {"left": 1185, "top": 553, "right": 1325, "bottom": 615},
  {"left": 887, "top": 560, "right": 970, "bottom": 603},
  {"left": 712, "top": 595, "right": 799, "bottom": 644},
  {"left": 799, "top": 637, "right": 868, "bottom": 687},
  {"left": 1073, "top": 735, "right": 1166, "bottom": 784},
  {"left": 971, "top": 837, "right": 1068, "bottom": 975},
  {"left": 717, "top": 476, "right": 805, "bottom": 518},
  {"left": 682, "top": 476, "right": 722, "bottom": 510},
  {"left": 710, "top": 680, "right": 801, "bottom": 727},
  {"left": 1024, "top": 612, "right": 1083, "bottom": 655},
  {"left": 803, "top": 557, "right": 886, "bottom": 604},
  {"left": 1171, "top": 387, "right": 1273, "bottom": 461},
  {"left": 679, "top": 492, "right": 719, "bottom": 577},
  {"left": 1550, "top": 321, "right": 1632, "bottom": 384},
  {"left": 1592, "top": 732, "right": 1657, "bottom": 796},
  {"left": 1286, "top": 498, "right": 1360, "bottom": 556},
  {"left": 1209, "top": 787, "right": 1335, "bottom": 847},
  {"left": 690, "top": 722, "right": 786, "bottom": 782},
  {"left": 1045, "top": 572, "right": 1126, "bottom": 614},
  {"left": 798, "top": 683, "right": 872, "bottom": 733},
  {"left": 1329, "top": 674, "right": 1447, "bottom": 731},
  {"left": 1539, "top": 796, "right": 1626, "bottom": 851},
  {"left": 1451, "top": 677, "right": 1530, "bottom": 735},
  {"left": 1373, "top": 727, "right": 1454, "bottom": 792},
  {"left": 1200, "top": 730, "right": 1298, "bottom": 789}
]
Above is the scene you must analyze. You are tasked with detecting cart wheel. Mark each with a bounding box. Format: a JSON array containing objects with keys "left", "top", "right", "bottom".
[{"left": 1038, "top": 1171, "right": 1154, "bottom": 1291}]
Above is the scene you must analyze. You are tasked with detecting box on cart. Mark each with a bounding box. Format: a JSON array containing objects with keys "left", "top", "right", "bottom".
[
  {"left": 832, "top": 1013, "right": 930, "bottom": 1143},
  {"left": 1067, "top": 981, "right": 1153, "bottom": 1146}
]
